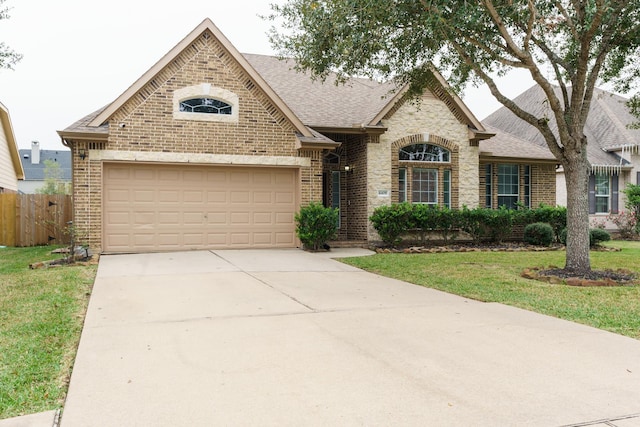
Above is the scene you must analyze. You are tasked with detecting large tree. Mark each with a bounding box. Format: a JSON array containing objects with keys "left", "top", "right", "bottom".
[
  {"left": 268, "top": 0, "right": 640, "bottom": 274},
  {"left": 0, "top": 0, "right": 21, "bottom": 70}
]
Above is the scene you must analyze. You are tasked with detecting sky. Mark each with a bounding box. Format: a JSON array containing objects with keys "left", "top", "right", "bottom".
[{"left": 0, "top": 0, "right": 528, "bottom": 150}]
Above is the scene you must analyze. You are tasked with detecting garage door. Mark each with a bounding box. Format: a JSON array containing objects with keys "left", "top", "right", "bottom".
[{"left": 103, "top": 163, "right": 298, "bottom": 253}]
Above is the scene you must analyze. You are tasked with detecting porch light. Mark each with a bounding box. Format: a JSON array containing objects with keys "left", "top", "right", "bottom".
[
  {"left": 78, "top": 148, "right": 86, "bottom": 160},
  {"left": 344, "top": 165, "right": 354, "bottom": 173}
]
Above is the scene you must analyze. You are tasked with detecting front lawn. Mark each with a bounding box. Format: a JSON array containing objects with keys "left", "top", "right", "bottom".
[
  {"left": 341, "top": 241, "right": 640, "bottom": 339},
  {"left": 0, "top": 246, "right": 96, "bottom": 420}
]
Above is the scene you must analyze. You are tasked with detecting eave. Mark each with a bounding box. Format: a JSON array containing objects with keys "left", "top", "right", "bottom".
[
  {"left": 0, "top": 102, "right": 25, "bottom": 180},
  {"left": 57, "top": 130, "right": 109, "bottom": 144},
  {"left": 311, "top": 125, "right": 388, "bottom": 136}
]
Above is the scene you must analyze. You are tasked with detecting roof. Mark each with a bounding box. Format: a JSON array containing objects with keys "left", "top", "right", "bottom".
[
  {"left": 244, "top": 53, "right": 396, "bottom": 128},
  {"left": 0, "top": 102, "right": 25, "bottom": 180},
  {"left": 479, "top": 124, "right": 556, "bottom": 161},
  {"left": 18, "top": 149, "right": 72, "bottom": 181},
  {"left": 482, "top": 86, "right": 637, "bottom": 167},
  {"left": 60, "top": 18, "right": 487, "bottom": 146}
]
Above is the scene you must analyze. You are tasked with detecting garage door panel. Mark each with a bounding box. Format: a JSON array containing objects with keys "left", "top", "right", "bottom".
[
  {"left": 253, "top": 212, "right": 272, "bottom": 224},
  {"left": 207, "top": 191, "right": 226, "bottom": 203},
  {"left": 206, "top": 212, "right": 227, "bottom": 224},
  {"left": 103, "top": 163, "right": 298, "bottom": 252},
  {"left": 230, "top": 191, "right": 250, "bottom": 203},
  {"left": 134, "top": 169, "right": 155, "bottom": 181},
  {"left": 230, "top": 212, "right": 250, "bottom": 224}
]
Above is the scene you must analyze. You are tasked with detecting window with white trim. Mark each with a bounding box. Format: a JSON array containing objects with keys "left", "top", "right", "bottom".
[
  {"left": 595, "top": 174, "right": 610, "bottom": 213},
  {"left": 412, "top": 168, "right": 438, "bottom": 205},
  {"left": 497, "top": 164, "right": 519, "bottom": 209}
]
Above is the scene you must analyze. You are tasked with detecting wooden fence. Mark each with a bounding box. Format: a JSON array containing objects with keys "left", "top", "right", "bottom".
[{"left": 0, "top": 194, "right": 72, "bottom": 247}]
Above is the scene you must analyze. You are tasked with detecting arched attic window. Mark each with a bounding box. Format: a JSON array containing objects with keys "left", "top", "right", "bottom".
[
  {"left": 179, "top": 98, "right": 232, "bottom": 115},
  {"left": 173, "top": 84, "right": 239, "bottom": 123}
]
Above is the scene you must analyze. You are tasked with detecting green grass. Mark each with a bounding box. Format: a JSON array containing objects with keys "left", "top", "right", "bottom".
[
  {"left": 0, "top": 246, "right": 96, "bottom": 420},
  {"left": 341, "top": 241, "right": 640, "bottom": 339}
]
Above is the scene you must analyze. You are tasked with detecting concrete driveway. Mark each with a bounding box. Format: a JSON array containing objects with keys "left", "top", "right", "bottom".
[{"left": 61, "top": 249, "right": 640, "bottom": 427}]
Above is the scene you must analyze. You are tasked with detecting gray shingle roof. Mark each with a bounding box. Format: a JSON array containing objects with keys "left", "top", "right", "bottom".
[
  {"left": 480, "top": 124, "right": 556, "bottom": 160},
  {"left": 482, "top": 86, "right": 636, "bottom": 166},
  {"left": 244, "top": 54, "right": 398, "bottom": 128},
  {"left": 19, "top": 149, "right": 72, "bottom": 181}
]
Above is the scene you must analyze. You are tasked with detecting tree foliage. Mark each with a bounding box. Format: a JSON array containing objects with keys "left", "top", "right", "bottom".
[
  {"left": 0, "top": 0, "right": 21, "bottom": 70},
  {"left": 268, "top": 0, "right": 640, "bottom": 273},
  {"left": 36, "top": 159, "right": 71, "bottom": 195}
]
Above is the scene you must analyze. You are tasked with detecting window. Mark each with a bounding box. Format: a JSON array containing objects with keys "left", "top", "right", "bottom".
[
  {"left": 398, "top": 168, "right": 407, "bottom": 202},
  {"left": 443, "top": 169, "right": 451, "bottom": 208},
  {"left": 332, "top": 171, "right": 341, "bottom": 227},
  {"left": 179, "top": 98, "right": 232, "bottom": 114},
  {"left": 497, "top": 164, "right": 519, "bottom": 209},
  {"left": 485, "top": 164, "right": 492, "bottom": 208},
  {"left": 173, "top": 84, "right": 238, "bottom": 123},
  {"left": 595, "top": 174, "right": 610, "bottom": 213},
  {"left": 412, "top": 168, "right": 438, "bottom": 205},
  {"left": 523, "top": 165, "right": 531, "bottom": 209},
  {"left": 399, "top": 144, "right": 450, "bottom": 162}
]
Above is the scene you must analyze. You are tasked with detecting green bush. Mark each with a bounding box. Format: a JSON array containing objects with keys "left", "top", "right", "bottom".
[
  {"left": 590, "top": 228, "right": 611, "bottom": 246},
  {"left": 523, "top": 222, "right": 554, "bottom": 246},
  {"left": 369, "top": 202, "right": 413, "bottom": 246},
  {"left": 485, "top": 207, "right": 514, "bottom": 243},
  {"left": 434, "top": 207, "right": 461, "bottom": 244},
  {"left": 559, "top": 227, "right": 612, "bottom": 247},
  {"left": 514, "top": 204, "right": 567, "bottom": 242},
  {"left": 295, "top": 202, "right": 338, "bottom": 251},
  {"left": 411, "top": 204, "right": 438, "bottom": 243},
  {"left": 623, "top": 183, "right": 640, "bottom": 232},
  {"left": 459, "top": 206, "right": 489, "bottom": 243}
]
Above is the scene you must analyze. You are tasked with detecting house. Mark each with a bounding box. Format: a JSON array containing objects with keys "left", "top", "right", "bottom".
[
  {"left": 483, "top": 86, "right": 640, "bottom": 224},
  {"left": 58, "top": 18, "right": 557, "bottom": 253},
  {"left": 18, "top": 141, "right": 72, "bottom": 193},
  {"left": 0, "top": 102, "right": 24, "bottom": 193}
]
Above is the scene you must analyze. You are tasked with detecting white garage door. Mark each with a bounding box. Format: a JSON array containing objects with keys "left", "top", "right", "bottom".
[{"left": 103, "top": 163, "right": 298, "bottom": 253}]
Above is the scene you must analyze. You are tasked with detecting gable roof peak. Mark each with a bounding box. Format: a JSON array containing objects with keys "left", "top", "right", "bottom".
[{"left": 86, "top": 18, "right": 312, "bottom": 138}]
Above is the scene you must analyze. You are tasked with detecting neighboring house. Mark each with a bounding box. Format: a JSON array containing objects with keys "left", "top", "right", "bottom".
[
  {"left": 18, "top": 141, "right": 72, "bottom": 193},
  {"left": 0, "top": 102, "right": 24, "bottom": 193},
  {"left": 484, "top": 86, "right": 640, "bottom": 226},
  {"left": 58, "top": 18, "right": 557, "bottom": 254}
]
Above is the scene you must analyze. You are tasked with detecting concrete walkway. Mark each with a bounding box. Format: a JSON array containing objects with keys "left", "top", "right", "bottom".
[{"left": 59, "top": 248, "right": 640, "bottom": 426}]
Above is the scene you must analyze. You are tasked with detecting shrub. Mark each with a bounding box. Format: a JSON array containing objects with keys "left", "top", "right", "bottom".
[
  {"left": 559, "top": 227, "right": 612, "bottom": 247},
  {"left": 623, "top": 183, "right": 640, "bottom": 232},
  {"left": 295, "top": 202, "right": 338, "bottom": 251},
  {"left": 434, "top": 207, "right": 461, "bottom": 244},
  {"left": 485, "top": 207, "right": 514, "bottom": 243},
  {"left": 411, "top": 204, "right": 438, "bottom": 243},
  {"left": 459, "top": 206, "right": 489, "bottom": 243},
  {"left": 608, "top": 211, "right": 638, "bottom": 239},
  {"left": 590, "top": 228, "right": 611, "bottom": 246},
  {"left": 369, "top": 203, "right": 413, "bottom": 246},
  {"left": 523, "top": 222, "right": 554, "bottom": 246}
]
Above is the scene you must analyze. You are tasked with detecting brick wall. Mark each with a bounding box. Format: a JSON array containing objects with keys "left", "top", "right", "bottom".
[
  {"left": 479, "top": 160, "right": 556, "bottom": 208},
  {"left": 71, "top": 31, "right": 320, "bottom": 251}
]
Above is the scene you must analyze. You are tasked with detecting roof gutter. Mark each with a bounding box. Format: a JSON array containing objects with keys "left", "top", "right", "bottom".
[{"left": 310, "top": 125, "right": 388, "bottom": 135}]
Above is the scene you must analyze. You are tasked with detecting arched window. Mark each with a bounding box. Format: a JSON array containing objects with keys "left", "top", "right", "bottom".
[
  {"left": 179, "top": 98, "right": 232, "bottom": 115},
  {"left": 399, "top": 143, "right": 450, "bottom": 162}
]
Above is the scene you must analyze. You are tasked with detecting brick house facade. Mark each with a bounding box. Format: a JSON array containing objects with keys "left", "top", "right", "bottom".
[{"left": 59, "top": 19, "right": 557, "bottom": 253}]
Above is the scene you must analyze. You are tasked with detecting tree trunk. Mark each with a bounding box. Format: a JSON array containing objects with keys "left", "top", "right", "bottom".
[{"left": 563, "top": 152, "right": 591, "bottom": 274}]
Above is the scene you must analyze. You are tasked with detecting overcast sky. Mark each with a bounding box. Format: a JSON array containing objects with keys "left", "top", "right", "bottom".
[{"left": 0, "top": 0, "right": 525, "bottom": 150}]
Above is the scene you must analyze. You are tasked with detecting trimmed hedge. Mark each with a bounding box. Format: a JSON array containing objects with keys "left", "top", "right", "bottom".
[
  {"left": 523, "top": 222, "right": 554, "bottom": 246},
  {"left": 370, "top": 204, "right": 568, "bottom": 247}
]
